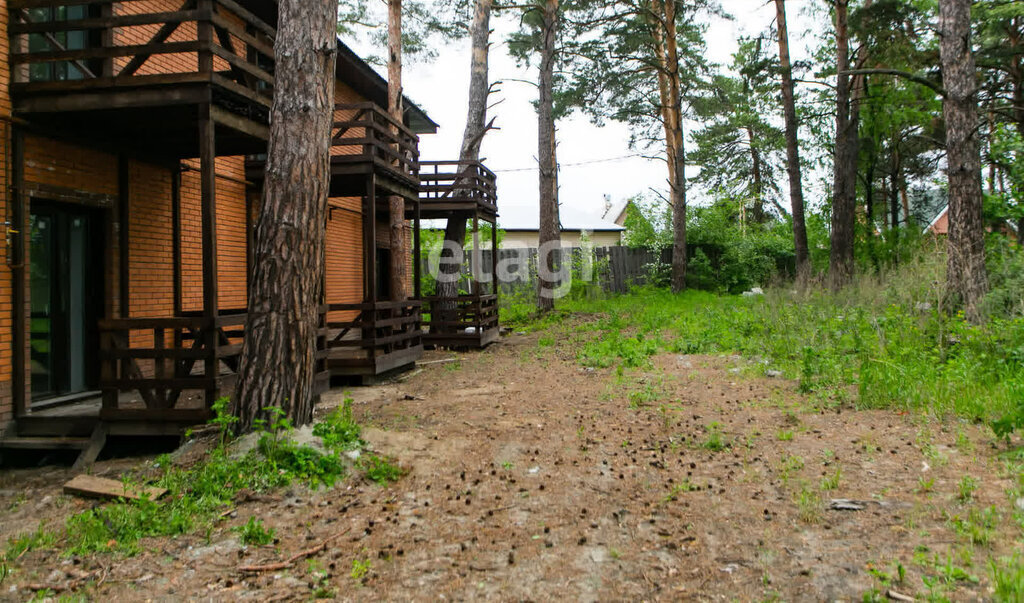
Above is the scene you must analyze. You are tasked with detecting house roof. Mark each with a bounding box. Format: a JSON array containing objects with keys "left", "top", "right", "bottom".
[
  {"left": 498, "top": 203, "right": 626, "bottom": 232},
  {"left": 336, "top": 39, "right": 438, "bottom": 134},
  {"left": 923, "top": 204, "right": 947, "bottom": 234},
  {"left": 601, "top": 199, "right": 631, "bottom": 224}
]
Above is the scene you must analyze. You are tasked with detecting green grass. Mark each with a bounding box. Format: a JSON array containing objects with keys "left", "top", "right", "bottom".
[
  {"left": 4, "top": 396, "right": 393, "bottom": 559},
  {"left": 235, "top": 517, "right": 275, "bottom": 546},
  {"left": 503, "top": 280, "right": 1024, "bottom": 430}
]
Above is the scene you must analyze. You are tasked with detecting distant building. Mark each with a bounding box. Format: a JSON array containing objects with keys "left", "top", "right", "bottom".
[{"left": 498, "top": 203, "right": 625, "bottom": 248}]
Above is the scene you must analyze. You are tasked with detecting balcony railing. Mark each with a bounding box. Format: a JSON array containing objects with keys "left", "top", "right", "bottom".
[
  {"left": 419, "top": 160, "right": 497, "bottom": 217},
  {"left": 421, "top": 294, "right": 498, "bottom": 348},
  {"left": 98, "top": 308, "right": 327, "bottom": 421},
  {"left": 8, "top": 0, "right": 275, "bottom": 108},
  {"left": 326, "top": 300, "right": 423, "bottom": 375},
  {"left": 331, "top": 102, "right": 419, "bottom": 188}
]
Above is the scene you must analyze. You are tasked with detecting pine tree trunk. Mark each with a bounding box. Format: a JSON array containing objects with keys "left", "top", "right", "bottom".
[
  {"left": 938, "top": 0, "right": 988, "bottom": 321},
  {"left": 829, "top": 0, "right": 856, "bottom": 289},
  {"left": 536, "top": 0, "right": 560, "bottom": 311},
  {"left": 234, "top": 0, "right": 336, "bottom": 431},
  {"left": 387, "top": 0, "right": 407, "bottom": 301},
  {"left": 650, "top": 0, "right": 686, "bottom": 292},
  {"left": 774, "top": 0, "right": 810, "bottom": 281},
  {"left": 437, "top": 0, "right": 493, "bottom": 330}
]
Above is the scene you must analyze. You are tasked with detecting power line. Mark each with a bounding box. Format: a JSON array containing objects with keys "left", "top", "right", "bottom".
[{"left": 490, "top": 153, "right": 647, "bottom": 173}]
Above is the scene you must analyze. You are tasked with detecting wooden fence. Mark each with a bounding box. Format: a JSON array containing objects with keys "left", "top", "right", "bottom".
[{"left": 421, "top": 246, "right": 672, "bottom": 298}]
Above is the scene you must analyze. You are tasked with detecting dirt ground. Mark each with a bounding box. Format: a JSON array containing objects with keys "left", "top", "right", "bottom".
[{"left": 2, "top": 330, "right": 1022, "bottom": 601}]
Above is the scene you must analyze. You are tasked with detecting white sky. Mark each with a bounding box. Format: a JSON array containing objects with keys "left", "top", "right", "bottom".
[{"left": 399, "top": 0, "right": 821, "bottom": 226}]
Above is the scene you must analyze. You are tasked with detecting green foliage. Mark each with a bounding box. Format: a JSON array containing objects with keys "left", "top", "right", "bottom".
[
  {"left": 989, "top": 554, "right": 1024, "bottom": 602},
  {"left": 312, "top": 397, "right": 364, "bottom": 451},
  {"left": 234, "top": 517, "right": 274, "bottom": 546},
  {"left": 511, "top": 263, "right": 1024, "bottom": 434},
  {"left": 622, "top": 195, "right": 672, "bottom": 252},
  {"left": 4, "top": 523, "right": 56, "bottom": 561},
  {"left": 357, "top": 454, "right": 405, "bottom": 484},
  {"left": 701, "top": 421, "right": 728, "bottom": 452},
  {"left": 19, "top": 398, "right": 382, "bottom": 558}
]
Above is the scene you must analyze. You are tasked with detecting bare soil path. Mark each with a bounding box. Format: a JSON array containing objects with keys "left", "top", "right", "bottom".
[{"left": 1, "top": 331, "right": 1019, "bottom": 601}]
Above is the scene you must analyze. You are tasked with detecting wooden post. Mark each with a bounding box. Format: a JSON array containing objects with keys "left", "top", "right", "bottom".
[
  {"left": 413, "top": 198, "right": 421, "bottom": 299},
  {"left": 197, "top": 0, "right": 214, "bottom": 75},
  {"left": 10, "top": 128, "right": 26, "bottom": 418},
  {"left": 363, "top": 175, "right": 377, "bottom": 349},
  {"left": 472, "top": 215, "right": 480, "bottom": 295},
  {"left": 491, "top": 216, "right": 498, "bottom": 297},
  {"left": 118, "top": 155, "right": 130, "bottom": 318},
  {"left": 199, "top": 105, "right": 219, "bottom": 404},
  {"left": 171, "top": 166, "right": 182, "bottom": 316},
  {"left": 100, "top": 2, "right": 114, "bottom": 78}
]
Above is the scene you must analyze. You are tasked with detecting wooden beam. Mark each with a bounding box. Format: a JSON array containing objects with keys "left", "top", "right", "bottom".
[
  {"left": 172, "top": 167, "right": 182, "bottom": 316},
  {"left": 118, "top": 0, "right": 196, "bottom": 77},
  {"left": 198, "top": 103, "right": 220, "bottom": 405},
  {"left": 209, "top": 104, "right": 268, "bottom": 140},
  {"left": 64, "top": 474, "right": 167, "bottom": 501},
  {"left": 10, "top": 128, "right": 27, "bottom": 418},
  {"left": 71, "top": 423, "right": 109, "bottom": 471},
  {"left": 118, "top": 154, "right": 130, "bottom": 318}
]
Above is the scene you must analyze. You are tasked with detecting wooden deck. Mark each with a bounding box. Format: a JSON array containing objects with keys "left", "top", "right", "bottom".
[
  {"left": 418, "top": 160, "right": 497, "bottom": 220},
  {"left": 245, "top": 102, "right": 421, "bottom": 200},
  {"left": 8, "top": 0, "right": 277, "bottom": 157},
  {"left": 421, "top": 294, "right": 499, "bottom": 349},
  {"left": 325, "top": 301, "right": 423, "bottom": 377}
]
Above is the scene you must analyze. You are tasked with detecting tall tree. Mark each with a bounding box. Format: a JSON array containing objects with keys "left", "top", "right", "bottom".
[
  {"left": 436, "top": 0, "right": 496, "bottom": 326},
  {"left": 537, "top": 0, "right": 562, "bottom": 309},
  {"left": 938, "top": 0, "right": 988, "bottom": 320},
  {"left": 234, "top": 0, "right": 337, "bottom": 430},
  {"left": 557, "top": 0, "right": 716, "bottom": 292},
  {"left": 387, "top": 0, "right": 408, "bottom": 300},
  {"left": 690, "top": 36, "right": 787, "bottom": 223},
  {"left": 774, "top": 0, "right": 810, "bottom": 280},
  {"left": 829, "top": 0, "right": 857, "bottom": 288}
]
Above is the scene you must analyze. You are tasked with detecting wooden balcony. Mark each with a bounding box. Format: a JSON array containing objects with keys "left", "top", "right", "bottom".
[
  {"left": 421, "top": 294, "right": 498, "bottom": 349},
  {"left": 419, "top": 160, "right": 497, "bottom": 220},
  {"left": 98, "top": 309, "right": 328, "bottom": 423},
  {"left": 325, "top": 301, "right": 423, "bottom": 377},
  {"left": 246, "top": 102, "right": 420, "bottom": 201},
  {"left": 8, "top": 0, "right": 277, "bottom": 157}
]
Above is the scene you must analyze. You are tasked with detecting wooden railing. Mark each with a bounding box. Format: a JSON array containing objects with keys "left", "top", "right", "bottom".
[
  {"left": 332, "top": 102, "right": 419, "bottom": 186},
  {"left": 421, "top": 294, "right": 498, "bottom": 347},
  {"left": 98, "top": 308, "right": 328, "bottom": 421},
  {"left": 419, "top": 160, "right": 497, "bottom": 215},
  {"left": 8, "top": 0, "right": 275, "bottom": 106},
  {"left": 326, "top": 300, "right": 422, "bottom": 373}
]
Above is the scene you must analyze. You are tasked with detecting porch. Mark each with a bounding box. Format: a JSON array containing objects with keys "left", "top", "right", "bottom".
[
  {"left": 325, "top": 301, "right": 423, "bottom": 377},
  {"left": 416, "top": 160, "right": 500, "bottom": 349}
]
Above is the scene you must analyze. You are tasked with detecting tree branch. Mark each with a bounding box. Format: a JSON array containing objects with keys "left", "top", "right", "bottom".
[{"left": 841, "top": 69, "right": 945, "bottom": 97}]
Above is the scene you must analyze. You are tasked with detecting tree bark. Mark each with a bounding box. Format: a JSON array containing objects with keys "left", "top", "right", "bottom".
[
  {"left": 829, "top": 0, "right": 856, "bottom": 289},
  {"left": 437, "top": 0, "right": 493, "bottom": 329},
  {"left": 938, "top": 0, "right": 988, "bottom": 321},
  {"left": 536, "top": 0, "right": 561, "bottom": 310},
  {"left": 388, "top": 0, "right": 408, "bottom": 301},
  {"left": 774, "top": 0, "right": 810, "bottom": 281},
  {"left": 234, "top": 0, "right": 337, "bottom": 431},
  {"left": 651, "top": 0, "right": 686, "bottom": 292}
]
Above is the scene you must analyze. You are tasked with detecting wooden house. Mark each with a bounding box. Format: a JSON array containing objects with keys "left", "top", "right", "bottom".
[{"left": 0, "top": 0, "right": 498, "bottom": 457}]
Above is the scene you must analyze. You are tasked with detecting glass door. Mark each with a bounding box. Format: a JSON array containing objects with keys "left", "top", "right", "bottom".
[{"left": 29, "top": 202, "right": 104, "bottom": 402}]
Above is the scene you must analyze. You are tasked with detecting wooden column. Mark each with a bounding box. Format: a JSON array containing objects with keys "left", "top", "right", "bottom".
[
  {"left": 413, "top": 198, "right": 421, "bottom": 299},
  {"left": 363, "top": 175, "right": 377, "bottom": 347},
  {"left": 199, "top": 105, "right": 219, "bottom": 404},
  {"left": 472, "top": 215, "right": 480, "bottom": 295},
  {"left": 118, "top": 155, "right": 130, "bottom": 318},
  {"left": 197, "top": 0, "right": 214, "bottom": 75},
  {"left": 491, "top": 216, "right": 498, "bottom": 297},
  {"left": 10, "top": 128, "right": 26, "bottom": 417},
  {"left": 171, "top": 166, "right": 182, "bottom": 316}
]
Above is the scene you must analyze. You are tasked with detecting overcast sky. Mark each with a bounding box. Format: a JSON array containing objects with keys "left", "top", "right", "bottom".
[{"left": 399, "top": 0, "right": 820, "bottom": 227}]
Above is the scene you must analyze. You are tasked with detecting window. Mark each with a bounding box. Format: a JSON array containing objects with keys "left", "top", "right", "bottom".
[{"left": 27, "top": 5, "right": 94, "bottom": 82}]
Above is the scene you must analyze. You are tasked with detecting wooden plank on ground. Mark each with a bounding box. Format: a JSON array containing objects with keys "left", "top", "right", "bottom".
[{"left": 63, "top": 474, "right": 167, "bottom": 501}]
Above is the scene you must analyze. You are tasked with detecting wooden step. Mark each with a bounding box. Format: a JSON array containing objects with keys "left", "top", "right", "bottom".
[
  {"left": 0, "top": 436, "right": 91, "bottom": 450},
  {"left": 14, "top": 416, "right": 99, "bottom": 438}
]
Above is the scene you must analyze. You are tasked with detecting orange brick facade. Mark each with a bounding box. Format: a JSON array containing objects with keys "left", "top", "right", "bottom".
[{"left": 0, "top": 0, "right": 411, "bottom": 422}]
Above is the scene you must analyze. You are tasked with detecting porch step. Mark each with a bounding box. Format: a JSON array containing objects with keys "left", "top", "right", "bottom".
[{"left": 0, "top": 436, "right": 91, "bottom": 450}]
